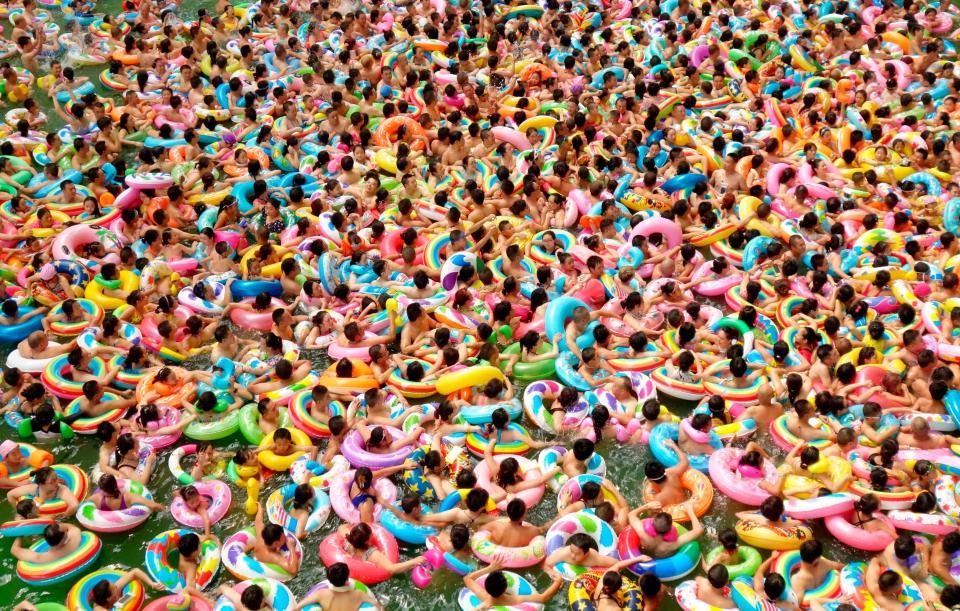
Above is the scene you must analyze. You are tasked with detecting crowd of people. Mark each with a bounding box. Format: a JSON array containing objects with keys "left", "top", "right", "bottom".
[{"left": 3, "top": 0, "right": 960, "bottom": 608}]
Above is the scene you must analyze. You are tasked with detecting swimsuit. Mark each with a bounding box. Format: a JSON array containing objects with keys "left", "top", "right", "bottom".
[
  {"left": 350, "top": 479, "right": 373, "bottom": 508},
  {"left": 100, "top": 494, "right": 127, "bottom": 510}
]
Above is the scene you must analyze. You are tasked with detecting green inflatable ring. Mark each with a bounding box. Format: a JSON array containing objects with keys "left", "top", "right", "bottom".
[
  {"left": 184, "top": 409, "right": 240, "bottom": 441},
  {"left": 94, "top": 274, "right": 121, "bottom": 290},
  {"left": 705, "top": 545, "right": 763, "bottom": 579},
  {"left": 501, "top": 342, "right": 557, "bottom": 382},
  {"left": 17, "top": 418, "right": 74, "bottom": 440},
  {"left": 238, "top": 402, "right": 291, "bottom": 445},
  {"left": 712, "top": 317, "right": 751, "bottom": 337}
]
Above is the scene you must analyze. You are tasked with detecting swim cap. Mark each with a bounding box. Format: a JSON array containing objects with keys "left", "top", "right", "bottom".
[{"left": 39, "top": 263, "right": 56, "bottom": 281}]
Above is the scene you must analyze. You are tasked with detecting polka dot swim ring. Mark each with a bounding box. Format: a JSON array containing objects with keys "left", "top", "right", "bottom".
[{"left": 543, "top": 510, "right": 617, "bottom": 580}]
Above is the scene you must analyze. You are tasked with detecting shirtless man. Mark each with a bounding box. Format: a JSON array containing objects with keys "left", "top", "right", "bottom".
[
  {"left": 427, "top": 488, "right": 496, "bottom": 528},
  {"left": 294, "top": 562, "right": 383, "bottom": 610},
  {"left": 735, "top": 384, "right": 784, "bottom": 431},
  {"left": 895, "top": 417, "right": 960, "bottom": 450},
  {"left": 16, "top": 331, "right": 75, "bottom": 361},
  {"left": 930, "top": 532, "right": 960, "bottom": 587},
  {"left": 69, "top": 381, "right": 137, "bottom": 418},
  {"left": 694, "top": 565, "right": 736, "bottom": 609},
  {"left": 640, "top": 447, "right": 689, "bottom": 508},
  {"left": 478, "top": 499, "right": 544, "bottom": 549},
  {"left": 247, "top": 502, "right": 301, "bottom": 577},
  {"left": 865, "top": 558, "right": 913, "bottom": 611},
  {"left": 784, "top": 399, "right": 837, "bottom": 443},
  {"left": 11, "top": 523, "right": 83, "bottom": 566},
  {"left": 545, "top": 532, "right": 639, "bottom": 578},
  {"left": 462, "top": 559, "right": 563, "bottom": 609},
  {"left": 629, "top": 503, "right": 704, "bottom": 558},
  {"left": 790, "top": 541, "right": 845, "bottom": 607}
]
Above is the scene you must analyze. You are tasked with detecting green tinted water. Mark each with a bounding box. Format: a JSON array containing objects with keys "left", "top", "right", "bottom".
[{"left": 0, "top": 2, "right": 871, "bottom": 606}]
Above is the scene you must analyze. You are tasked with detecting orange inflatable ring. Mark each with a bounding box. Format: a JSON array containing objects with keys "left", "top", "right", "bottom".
[
  {"left": 372, "top": 116, "right": 426, "bottom": 151},
  {"left": 835, "top": 125, "right": 852, "bottom": 152},
  {"left": 145, "top": 197, "right": 183, "bottom": 228},
  {"left": 881, "top": 31, "right": 910, "bottom": 54},
  {"left": 222, "top": 146, "right": 271, "bottom": 176},
  {"left": 641, "top": 469, "right": 714, "bottom": 522},
  {"left": 316, "top": 359, "right": 379, "bottom": 396},
  {"left": 519, "top": 62, "right": 554, "bottom": 82},
  {"left": 111, "top": 49, "right": 139, "bottom": 65},
  {"left": 414, "top": 39, "right": 446, "bottom": 52},
  {"left": 836, "top": 78, "right": 855, "bottom": 105},
  {"left": 134, "top": 366, "right": 197, "bottom": 408},
  {"left": 169, "top": 146, "right": 190, "bottom": 164},
  {"left": 0, "top": 443, "right": 55, "bottom": 485}
]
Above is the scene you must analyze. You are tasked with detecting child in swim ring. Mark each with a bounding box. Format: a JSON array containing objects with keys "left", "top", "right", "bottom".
[
  {"left": 463, "top": 559, "right": 563, "bottom": 609},
  {"left": 255, "top": 428, "right": 318, "bottom": 463}
]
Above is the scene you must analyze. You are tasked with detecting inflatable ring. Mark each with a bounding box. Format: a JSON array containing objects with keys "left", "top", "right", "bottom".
[
  {"left": 288, "top": 391, "right": 345, "bottom": 439},
  {"left": 0, "top": 517, "right": 54, "bottom": 538},
  {"left": 457, "top": 571, "right": 541, "bottom": 610},
  {"left": 340, "top": 424, "right": 412, "bottom": 469},
  {"left": 66, "top": 568, "right": 143, "bottom": 611},
  {"left": 435, "top": 365, "right": 504, "bottom": 396},
  {"left": 168, "top": 443, "right": 225, "bottom": 485},
  {"left": 144, "top": 528, "right": 221, "bottom": 592},
  {"left": 772, "top": 549, "right": 840, "bottom": 608},
  {"left": 544, "top": 510, "right": 617, "bottom": 580},
  {"left": 556, "top": 474, "right": 620, "bottom": 512},
  {"left": 318, "top": 523, "right": 398, "bottom": 585},
  {"left": 617, "top": 522, "right": 701, "bottom": 581},
  {"left": 63, "top": 391, "right": 125, "bottom": 434},
  {"left": 47, "top": 299, "right": 104, "bottom": 336},
  {"left": 76, "top": 478, "right": 154, "bottom": 533},
  {"left": 840, "top": 562, "right": 923, "bottom": 610},
  {"left": 768, "top": 415, "right": 833, "bottom": 452},
  {"left": 402, "top": 444, "right": 470, "bottom": 502},
  {"left": 475, "top": 454, "right": 546, "bottom": 511},
  {"left": 169, "top": 480, "right": 231, "bottom": 529},
  {"left": 649, "top": 422, "right": 721, "bottom": 472},
  {"left": 387, "top": 357, "right": 438, "bottom": 398},
  {"left": 704, "top": 545, "right": 763, "bottom": 579},
  {"left": 23, "top": 464, "right": 88, "bottom": 515},
  {"left": 17, "top": 529, "right": 101, "bottom": 585},
  {"left": 641, "top": 469, "right": 713, "bottom": 522},
  {"left": 328, "top": 469, "right": 398, "bottom": 524},
  {"left": 650, "top": 366, "right": 706, "bottom": 401},
  {"left": 465, "top": 422, "right": 531, "bottom": 456},
  {"left": 222, "top": 527, "right": 303, "bottom": 582},
  {"left": 238, "top": 403, "right": 291, "bottom": 445},
  {"left": 266, "top": 482, "right": 331, "bottom": 535},
  {"left": 316, "top": 359, "right": 379, "bottom": 395},
  {"left": 735, "top": 518, "right": 814, "bottom": 551},
  {"left": 469, "top": 527, "right": 546, "bottom": 569},
  {"left": 568, "top": 571, "right": 643, "bottom": 611},
  {"left": 381, "top": 501, "right": 439, "bottom": 545},
  {"left": 41, "top": 353, "right": 108, "bottom": 400},
  {"left": 214, "top": 578, "right": 295, "bottom": 611},
  {"left": 0, "top": 442, "right": 54, "bottom": 485},
  {"left": 707, "top": 447, "right": 778, "bottom": 506},
  {"left": 183, "top": 408, "right": 241, "bottom": 441}
]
